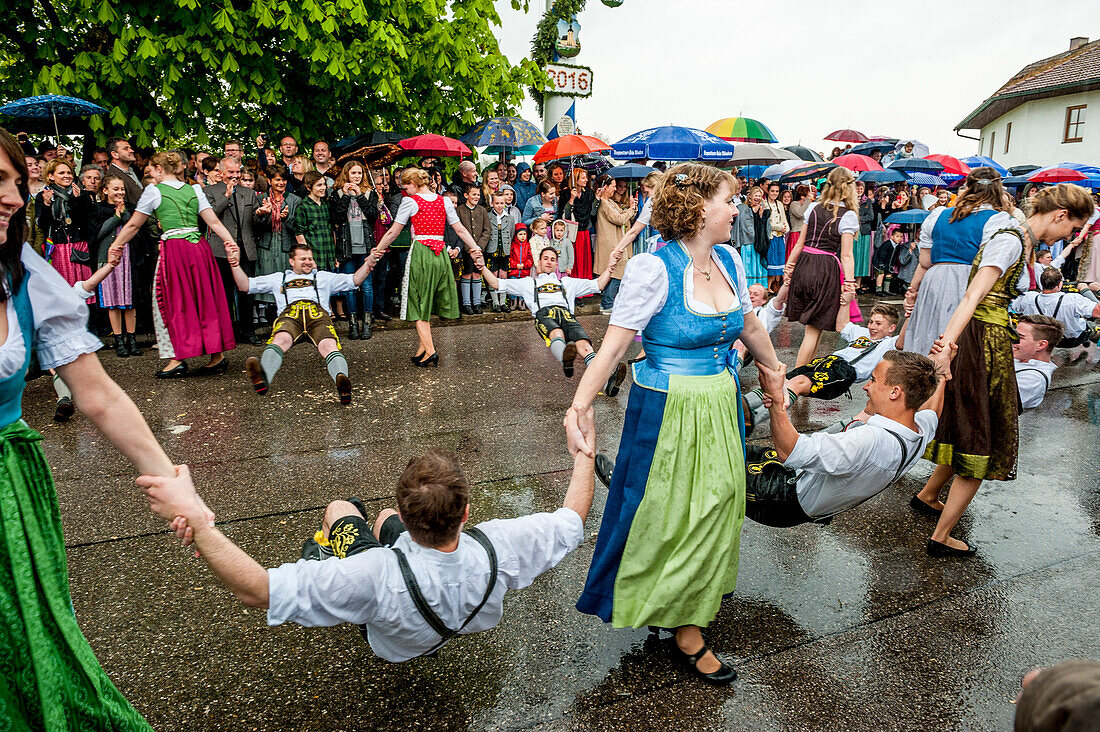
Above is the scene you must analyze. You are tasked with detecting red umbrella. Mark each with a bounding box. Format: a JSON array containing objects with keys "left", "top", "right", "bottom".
[
  {"left": 924, "top": 154, "right": 971, "bottom": 176},
  {"left": 832, "top": 153, "right": 883, "bottom": 172},
  {"left": 398, "top": 134, "right": 471, "bottom": 157},
  {"left": 1028, "top": 167, "right": 1087, "bottom": 184},
  {"left": 533, "top": 134, "right": 611, "bottom": 163},
  {"left": 824, "top": 129, "right": 869, "bottom": 143}
]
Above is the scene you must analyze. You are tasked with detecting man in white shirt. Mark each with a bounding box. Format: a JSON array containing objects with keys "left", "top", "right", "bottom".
[
  {"left": 1012, "top": 267, "right": 1100, "bottom": 358},
  {"left": 1013, "top": 315, "right": 1062, "bottom": 410},
  {"left": 225, "top": 242, "right": 379, "bottom": 404},
  {"left": 747, "top": 349, "right": 947, "bottom": 528},
  {"left": 474, "top": 246, "right": 630, "bottom": 396},
  {"left": 136, "top": 446, "right": 596, "bottom": 663}
]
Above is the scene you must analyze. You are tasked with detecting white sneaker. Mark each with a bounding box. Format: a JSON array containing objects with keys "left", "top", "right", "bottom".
[{"left": 600, "top": 307, "right": 613, "bottom": 315}]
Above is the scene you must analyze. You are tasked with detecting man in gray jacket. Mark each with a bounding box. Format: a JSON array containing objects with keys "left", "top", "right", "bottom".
[{"left": 206, "top": 157, "right": 264, "bottom": 344}]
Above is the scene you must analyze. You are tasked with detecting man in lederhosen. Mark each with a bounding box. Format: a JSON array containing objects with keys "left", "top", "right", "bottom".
[{"left": 225, "top": 242, "right": 379, "bottom": 404}]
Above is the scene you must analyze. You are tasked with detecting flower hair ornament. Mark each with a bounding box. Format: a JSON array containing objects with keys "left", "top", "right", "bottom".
[{"left": 672, "top": 173, "right": 692, "bottom": 188}]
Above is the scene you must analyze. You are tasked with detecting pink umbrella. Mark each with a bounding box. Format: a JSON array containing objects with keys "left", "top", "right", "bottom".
[
  {"left": 398, "top": 134, "right": 472, "bottom": 157},
  {"left": 832, "top": 154, "right": 884, "bottom": 172},
  {"left": 924, "top": 154, "right": 971, "bottom": 176},
  {"left": 824, "top": 129, "right": 870, "bottom": 143}
]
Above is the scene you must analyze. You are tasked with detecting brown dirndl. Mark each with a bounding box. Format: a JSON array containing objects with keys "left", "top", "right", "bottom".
[{"left": 787, "top": 204, "right": 848, "bottom": 331}]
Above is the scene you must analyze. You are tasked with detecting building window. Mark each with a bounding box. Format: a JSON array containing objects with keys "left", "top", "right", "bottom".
[
  {"left": 990, "top": 131, "right": 996, "bottom": 156},
  {"left": 1064, "top": 105, "right": 1086, "bottom": 143},
  {"left": 1004, "top": 122, "right": 1012, "bottom": 154}
]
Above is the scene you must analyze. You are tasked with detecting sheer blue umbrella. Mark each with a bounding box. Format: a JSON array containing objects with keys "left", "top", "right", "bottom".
[
  {"left": 611, "top": 125, "right": 736, "bottom": 161},
  {"left": 849, "top": 141, "right": 896, "bottom": 156},
  {"left": 859, "top": 169, "right": 907, "bottom": 184},
  {"left": 0, "top": 94, "right": 107, "bottom": 140},
  {"left": 884, "top": 210, "right": 931, "bottom": 225},
  {"left": 607, "top": 163, "right": 657, "bottom": 180},
  {"left": 961, "top": 156, "right": 1008, "bottom": 176},
  {"left": 888, "top": 157, "right": 944, "bottom": 174},
  {"left": 906, "top": 172, "right": 947, "bottom": 186}
]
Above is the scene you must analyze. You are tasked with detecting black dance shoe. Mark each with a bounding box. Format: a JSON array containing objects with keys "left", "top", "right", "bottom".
[
  {"left": 562, "top": 342, "right": 577, "bottom": 378},
  {"left": 909, "top": 495, "right": 943, "bottom": 518},
  {"left": 155, "top": 362, "right": 189, "bottom": 379},
  {"left": 335, "top": 374, "right": 352, "bottom": 405},
  {"left": 603, "top": 362, "right": 628, "bottom": 397},
  {"left": 926, "top": 539, "right": 976, "bottom": 558},
  {"left": 374, "top": 311, "right": 392, "bottom": 323},
  {"left": 195, "top": 358, "right": 229, "bottom": 376},
  {"left": 414, "top": 352, "right": 439, "bottom": 368},
  {"left": 595, "top": 453, "right": 614, "bottom": 488},
  {"left": 674, "top": 643, "right": 739, "bottom": 686},
  {"left": 53, "top": 397, "right": 75, "bottom": 423}
]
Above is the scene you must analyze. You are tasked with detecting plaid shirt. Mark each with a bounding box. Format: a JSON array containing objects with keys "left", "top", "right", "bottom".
[{"left": 290, "top": 196, "right": 336, "bottom": 270}]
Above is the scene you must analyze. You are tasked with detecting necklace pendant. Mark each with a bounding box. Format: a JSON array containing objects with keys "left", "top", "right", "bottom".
[{"left": 703, "top": 271, "right": 711, "bottom": 281}]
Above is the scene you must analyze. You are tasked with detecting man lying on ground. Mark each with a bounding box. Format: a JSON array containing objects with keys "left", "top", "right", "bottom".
[
  {"left": 138, "top": 447, "right": 595, "bottom": 662},
  {"left": 1013, "top": 314, "right": 1062, "bottom": 410}
]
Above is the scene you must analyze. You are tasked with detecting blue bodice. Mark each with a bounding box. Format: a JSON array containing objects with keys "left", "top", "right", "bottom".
[
  {"left": 0, "top": 280, "right": 36, "bottom": 428},
  {"left": 632, "top": 242, "right": 746, "bottom": 392},
  {"left": 930, "top": 208, "right": 998, "bottom": 266}
]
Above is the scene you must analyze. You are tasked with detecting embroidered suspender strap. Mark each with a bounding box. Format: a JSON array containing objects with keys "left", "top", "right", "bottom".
[
  {"left": 390, "top": 526, "right": 499, "bottom": 657},
  {"left": 847, "top": 338, "right": 885, "bottom": 366},
  {"left": 280, "top": 271, "right": 321, "bottom": 301}
]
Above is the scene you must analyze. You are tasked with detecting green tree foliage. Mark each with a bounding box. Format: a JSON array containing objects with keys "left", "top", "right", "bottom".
[{"left": 0, "top": 0, "right": 545, "bottom": 146}]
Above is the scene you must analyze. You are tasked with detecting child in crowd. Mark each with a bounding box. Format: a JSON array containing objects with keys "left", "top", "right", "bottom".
[
  {"left": 499, "top": 185, "right": 523, "bottom": 222},
  {"left": 549, "top": 219, "right": 575, "bottom": 276},
  {"left": 890, "top": 225, "right": 920, "bottom": 291},
  {"left": 508, "top": 223, "right": 534, "bottom": 311},
  {"left": 528, "top": 217, "right": 551, "bottom": 260},
  {"left": 486, "top": 191, "right": 516, "bottom": 312},
  {"left": 443, "top": 190, "right": 462, "bottom": 282},
  {"left": 457, "top": 185, "right": 490, "bottom": 315}
]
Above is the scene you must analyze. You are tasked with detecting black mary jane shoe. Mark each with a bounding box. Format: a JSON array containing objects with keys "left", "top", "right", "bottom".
[
  {"left": 195, "top": 358, "right": 229, "bottom": 376},
  {"left": 909, "top": 494, "right": 943, "bottom": 518},
  {"left": 595, "top": 453, "right": 614, "bottom": 488},
  {"left": 155, "top": 362, "right": 189, "bottom": 379},
  {"left": 926, "top": 539, "right": 977, "bottom": 558},
  {"left": 675, "top": 643, "right": 738, "bottom": 686}
]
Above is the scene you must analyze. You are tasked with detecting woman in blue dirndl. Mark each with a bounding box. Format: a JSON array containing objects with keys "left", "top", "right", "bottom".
[{"left": 566, "top": 164, "right": 784, "bottom": 685}]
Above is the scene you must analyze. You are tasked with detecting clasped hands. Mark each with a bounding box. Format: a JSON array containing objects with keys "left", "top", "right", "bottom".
[
  {"left": 135, "top": 465, "right": 216, "bottom": 548},
  {"left": 929, "top": 337, "right": 959, "bottom": 381},
  {"left": 757, "top": 362, "right": 789, "bottom": 409}
]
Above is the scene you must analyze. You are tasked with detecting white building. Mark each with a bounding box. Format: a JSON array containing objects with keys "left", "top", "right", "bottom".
[{"left": 956, "top": 37, "right": 1099, "bottom": 167}]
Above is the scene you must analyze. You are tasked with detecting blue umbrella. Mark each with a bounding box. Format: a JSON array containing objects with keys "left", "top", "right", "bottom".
[
  {"left": 849, "top": 141, "right": 896, "bottom": 156},
  {"left": 1003, "top": 175, "right": 1031, "bottom": 187},
  {"left": 888, "top": 158, "right": 944, "bottom": 174},
  {"left": 906, "top": 172, "right": 946, "bottom": 186},
  {"left": 884, "top": 210, "right": 931, "bottom": 225},
  {"left": 0, "top": 94, "right": 107, "bottom": 140},
  {"left": 611, "top": 125, "right": 736, "bottom": 161},
  {"left": 961, "top": 156, "right": 1008, "bottom": 176},
  {"left": 460, "top": 116, "right": 547, "bottom": 149},
  {"left": 607, "top": 163, "right": 657, "bottom": 180},
  {"left": 483, "top": 144, "right": 540, "bottom": 156},
  {"left": 859, "top": 169, "right": 907, "bottom": 184}
]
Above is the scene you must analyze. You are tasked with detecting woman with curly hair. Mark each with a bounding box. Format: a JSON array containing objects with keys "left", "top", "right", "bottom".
[
  {"left": 784, "top": 166, "right": 859, "bottom": 365},
  {"left": 567, "top": 163, "right": 783, "bottom": 685}
]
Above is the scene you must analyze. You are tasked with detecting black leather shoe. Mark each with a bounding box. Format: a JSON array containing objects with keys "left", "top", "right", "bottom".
[
  {"left": 414, "top": 352, "right": 439, "bottom": 368},
  {"left": 374, "top": 311, "right": 392, "bottom": 323},
  {"left": 246, "top": 333, "right": 264, "bottom": 346},
  {"left": 909, "top": 495, "right": 943, "bottom": 518},
  {"left": 155, "top": 362, "right": 189, "bottom": 379},
  {"left": 125, "top": 333, "right": 142, "bottom": 356},
  {"left": 245, "top": 356, "right": 268, "bottom": 395},
  {"left": 595, "top": 453, "right": 614, "bottom": 488},
  {"left": 674, "top": 643, "right": 738, "bottom": 686},
  {"left": 927, "top": 539, "right": 976, "bottom": 558},
  {"left": 114, "top": 335, "right": 130, "bottom": 358},
  {"left": 603, "top": 361, "right": 628, "bottom": 397},
  {"left": 347, "top": 320, "right": 360, "bottom": 340},
  {"left": 53, "top": 397, "right": 75, "bottom": 423},
  {"left": 562, "top": 342, "right": 577, "bottom": 378},
  {"left": 195, "top": 358, "right": 229, "bottom": 376},
  {"left": 460, "top": 305, "right": 474, "bottom": 315},
  {"left": 472, "top": 304, "right": 483, "bottom": 315}
]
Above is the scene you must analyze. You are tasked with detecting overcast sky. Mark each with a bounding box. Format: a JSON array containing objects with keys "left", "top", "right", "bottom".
[{"left": 494, "top": 0, "right": 1097, "bottom": 159}]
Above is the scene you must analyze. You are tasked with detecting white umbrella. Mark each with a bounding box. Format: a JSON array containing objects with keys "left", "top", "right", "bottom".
[
  {"left": 721, "top": 143, "right": 800, "bottom": 166},
  {"left": 762, "top": 160, "right": 807, "bottom": 179}
]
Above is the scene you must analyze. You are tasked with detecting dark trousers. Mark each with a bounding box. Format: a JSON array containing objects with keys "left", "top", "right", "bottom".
[
  {"left": 216, "top": 256, "right": 255, "bottom": 337},
  {"left": 339, "top": 254, "right": 374, "bottom": 314}
]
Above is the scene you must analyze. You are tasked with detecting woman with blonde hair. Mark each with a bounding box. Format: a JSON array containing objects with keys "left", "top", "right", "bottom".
[
  {"left": 914, "top": 184, "right": 1093, "bottom": 556},
  {"left": 375, "top": 167, "right": 484, "bottom": 365},
  {"left": 34, "top": 158, "right": 95, "bottom": 296},
  {"left": 903, "top": 167, "right": 1014, "bottom": 357},
  {"left": 568, "top": 163, "right": 783, "bottom": 685},
  {"left": 784, "top": 166, "right": 859, "bottom": 365},
  {"left": 108, "top": 150, "right": 237, "bottom": 377}
]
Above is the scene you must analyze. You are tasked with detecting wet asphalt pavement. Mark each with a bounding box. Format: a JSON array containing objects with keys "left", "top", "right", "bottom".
[{"left": 30, "top": 299, "right": 1100, "bottom": 732}]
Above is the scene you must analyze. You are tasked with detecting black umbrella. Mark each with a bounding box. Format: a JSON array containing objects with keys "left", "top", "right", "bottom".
[
  {"left": 783, "top": 145, "right": 824, "bottom": 162},
  {"left": 1008, "top": 164, "right": 1041, "bottom": 176}
]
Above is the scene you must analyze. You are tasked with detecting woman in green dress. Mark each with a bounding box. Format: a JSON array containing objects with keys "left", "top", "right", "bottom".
[{"left": 0, "top": 128, "right": 199, "bottom": 730}]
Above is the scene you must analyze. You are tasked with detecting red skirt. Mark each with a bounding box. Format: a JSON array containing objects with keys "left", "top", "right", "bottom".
[
  {"left": 573, "top": 230, "right": 593, "bottom": 279},
  {"left": 153, "top": 237, "right": 236, "bottom": 359},
  {"left": 786, "top": 231, "right": 800, "bottom": 259},
  {"left": 49, "top": 241, "right": 95, "bottom": 304}
]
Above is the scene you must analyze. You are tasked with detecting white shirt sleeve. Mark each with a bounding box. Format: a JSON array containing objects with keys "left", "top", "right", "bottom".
[
  {"left": 838, "top": 210, "right": 859, "bottom": 236},
  {"left": 784, "top": 425, "right": 879, "bottom": 475},
  {"left": 135, "top": 185, "right": 161, "bottom": 215},
  {"left": 476, "top": 508, "right": 584, "bottom": 591},
  {"left": 266, "top": 551, "right": 388, "bottom": 627},
  {"left": 637, "top": 197, "right": 653, "bottom": 226},
  {"left": 608, "top": 253, "right": 668, "bottom": 331},
  {"left": 321, "top": 271, "right": 356, "bottom": 294},
  {"left": 496, "top": 278, "right": 534, "bottom": 301},
  {"left": 841, "top": 322, "right": 870, "bottom": 342},
  {"left": 978, "top": 229, "right": 1023, "bottom": 275},
  {"left": 443, "top": 196, "right": 460, "bottom": 225},
  {"left": 21, "top": 244, "right": 102, "bottom": 369},
  {"left": 1070, "top": 294, "right": 1098, "bottom": 319},
  {"left": 191, "top": 184, "right": 212, "bottom": 213},
  {"left": 918, "top": 207, "right": 946, "bottom": 250},
  {"left": 247, "top": 272, "right": 282, "bottom": 296},
  {"left": 394, "top": 197, "right": 418, "bottom": 225},
  {"left": 760, "top": 299, "right": 786, "bottom": 333},
  {"left": 72, "top": 282, "right": 96, "bottom": 301},
  {"left": 563, "top": 276, "right": 602, "bottom": 299}
]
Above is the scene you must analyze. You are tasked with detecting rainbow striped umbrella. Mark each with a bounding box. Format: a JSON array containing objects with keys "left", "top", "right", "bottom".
[{"left": 705, "top": 117, "right": 777, "bottom": 143}]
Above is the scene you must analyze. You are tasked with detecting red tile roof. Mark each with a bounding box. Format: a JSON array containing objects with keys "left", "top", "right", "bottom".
[{"left": 956, "top": 39, "right": 1100, "bottom": 130}]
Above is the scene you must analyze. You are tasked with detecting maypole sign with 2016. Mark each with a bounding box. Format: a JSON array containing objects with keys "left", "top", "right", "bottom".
[{"left": 544, "top": 63, "right": 593, "bottom": 98}]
